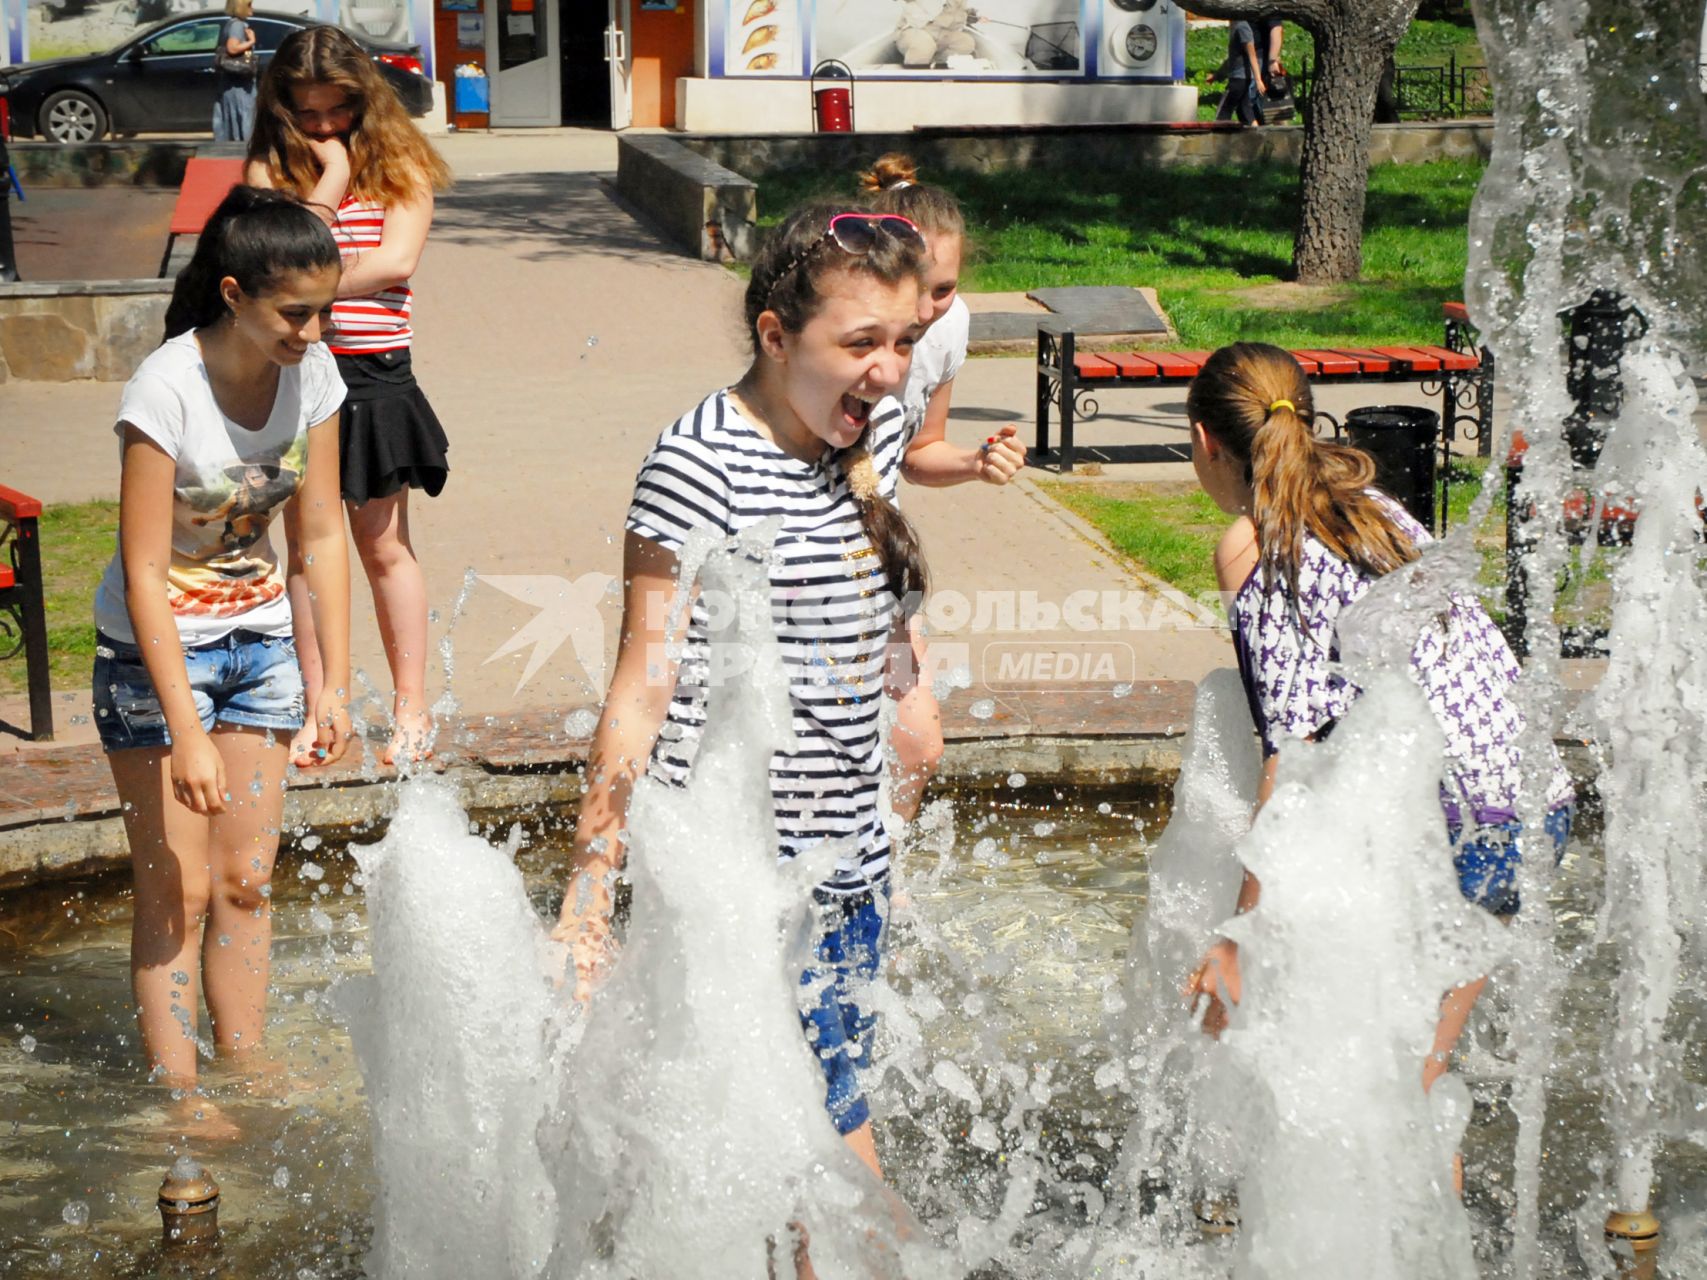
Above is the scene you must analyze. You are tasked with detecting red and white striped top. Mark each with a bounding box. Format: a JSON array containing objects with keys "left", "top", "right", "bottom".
[{"left": 328, "top": 196, "right": 413, "bottom": 354}]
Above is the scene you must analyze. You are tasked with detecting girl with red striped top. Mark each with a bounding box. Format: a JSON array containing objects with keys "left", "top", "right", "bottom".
[{"left": 246, "top": 25, "right": 453, "bottom": 765}]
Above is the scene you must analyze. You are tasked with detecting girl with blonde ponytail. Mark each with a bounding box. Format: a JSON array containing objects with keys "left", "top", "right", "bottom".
[{"left": 1182, "top": 343, "right": 1574, "bottom": 1185}]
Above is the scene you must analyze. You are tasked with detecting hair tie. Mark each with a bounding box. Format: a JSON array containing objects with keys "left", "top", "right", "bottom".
[
  {"left": 887, "top": 179, "right": 913, "bottom": 190},
  {"left": 1268, "top": 399, "right": 1296, "bottom": 415},
  {"left": 843, "top": 449, "right": 881, "bottom": 501}
]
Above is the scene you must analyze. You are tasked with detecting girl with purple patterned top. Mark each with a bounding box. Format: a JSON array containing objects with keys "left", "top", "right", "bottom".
[{"left": 1178, "top": 343, "right": 1573, "bottom": 1172}]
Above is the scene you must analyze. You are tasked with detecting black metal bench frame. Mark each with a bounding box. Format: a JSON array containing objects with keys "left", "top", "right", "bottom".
[
  {"left": 1034, "top": 322, "right": 1495, "bottom": 533},
  {"left": 0, "top": 486, "right": 53, "bottom": 740}
]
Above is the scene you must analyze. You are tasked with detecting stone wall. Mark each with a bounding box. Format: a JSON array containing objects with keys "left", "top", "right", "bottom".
[
  {"left": 682, "top": 121, "right": 1494, "bottom": 181},
  {"left": 0, "top": 281, "right": 171, "bottom": 382},
  {"left": 615, "top": 134, "right": 757, "bottom": 263},
  {"left": 9, "top": 140, "right": 245, "bottom": 188}
]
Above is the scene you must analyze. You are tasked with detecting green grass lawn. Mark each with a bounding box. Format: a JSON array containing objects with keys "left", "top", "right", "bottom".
[
  {"left": 1038, "top": 480, "right": 1228, "bottom": 615},
  {"left": 757, "top": 159, "right": 1483, "bottom": 351},
  {"left": 1, "top": 501, "right": 118, "bottom": 699}
]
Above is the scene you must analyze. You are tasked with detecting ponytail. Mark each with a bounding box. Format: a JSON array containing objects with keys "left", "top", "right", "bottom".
[
  {"left": 839, "top": 442, "right": 928, "bottom": 610},
  {"left": 859, "top": 152, "right": 966, "bottom": 243},
  {"left": 1187, "top": 343, "right": 1418, "bottom": 599},
  {"left": 163, "top": 185, "right": 341, "bottom": 341}
]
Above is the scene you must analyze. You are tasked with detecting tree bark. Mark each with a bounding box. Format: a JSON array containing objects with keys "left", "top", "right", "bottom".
[{"left": 1186, "top": 0, "right": 1423, "bottom": 283}]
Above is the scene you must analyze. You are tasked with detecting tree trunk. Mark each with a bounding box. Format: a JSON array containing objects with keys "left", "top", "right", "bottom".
[
  {"left": 1184, "top": 0, "right": 1423, "bottom": 284},
  {"left": 1292, "top": 24, "right": 1391, "bottom": 282}
]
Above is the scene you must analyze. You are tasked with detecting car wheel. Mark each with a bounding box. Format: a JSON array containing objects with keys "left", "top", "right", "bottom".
[{"left": 40, "top": 90, "right": 107, "bottom": 144}]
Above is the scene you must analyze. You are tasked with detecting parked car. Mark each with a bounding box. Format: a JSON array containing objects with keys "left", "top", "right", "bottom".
[{"left": 0, "top": 10, "right": 431, "bottom": 143}]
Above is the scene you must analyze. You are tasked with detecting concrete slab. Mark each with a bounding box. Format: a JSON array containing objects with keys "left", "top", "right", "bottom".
[{"left": 1026, "top": 285, "right": 1169, "bottom": 337}]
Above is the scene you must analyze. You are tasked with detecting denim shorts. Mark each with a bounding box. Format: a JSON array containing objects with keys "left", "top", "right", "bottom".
[
  {"left": 1448, "top": 804, "right": 1574, "bottom": 917},
  {"left": 92, "top": 630, "right": 304, "bottom": 753},
  {"left": 799, "top": 884, "right": 889, "bottom": 1136}
]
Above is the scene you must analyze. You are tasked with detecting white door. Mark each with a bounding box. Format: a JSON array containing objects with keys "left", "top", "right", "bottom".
[
  {"left": 606, "top": 0, "right": 632, "bottom": 130},
  {"left": 487, "top": 0, "right": 560, "bottom": 126}
]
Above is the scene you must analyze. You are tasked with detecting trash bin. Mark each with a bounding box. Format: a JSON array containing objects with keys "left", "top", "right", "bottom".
[{"left": 1345, "top": 404, "right": 1439, "bottom": 533}]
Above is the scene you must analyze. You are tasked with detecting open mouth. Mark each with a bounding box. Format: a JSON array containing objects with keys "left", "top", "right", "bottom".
[{"left": 840, "top": 392, "right": 875, "bottom": 430}]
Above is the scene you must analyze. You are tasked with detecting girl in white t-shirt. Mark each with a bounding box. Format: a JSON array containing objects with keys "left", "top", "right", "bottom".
[
  {"left": 862, "top": 155, "right": 1027, "bottom": 824},
  {"left": 92, "top": 186, "right": 354, "bottom": 1094}
]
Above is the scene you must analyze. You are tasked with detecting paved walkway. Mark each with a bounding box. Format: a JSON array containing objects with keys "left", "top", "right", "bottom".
[{"left": 0, "top": 130, "right": 1232, "bottom": 753}]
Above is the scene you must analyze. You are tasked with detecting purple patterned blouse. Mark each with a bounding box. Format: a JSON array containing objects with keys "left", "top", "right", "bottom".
[{"left": 1229, "top": 497, "right": 1573, "bottom": 826}]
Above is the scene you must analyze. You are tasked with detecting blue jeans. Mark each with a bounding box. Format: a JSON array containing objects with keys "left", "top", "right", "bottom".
[
  {"left": 1447, "top": 805, "right": 1574, "bottom": 917},
  {"left": 799, "top": 885, "right": 888, "bottom": 1136},
  {"left": 93, "top": 630, "right": 303, "bottom": 753}
]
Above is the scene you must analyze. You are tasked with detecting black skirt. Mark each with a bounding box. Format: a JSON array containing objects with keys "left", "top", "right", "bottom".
[{"left": 335, "top": 349, "right": 450, "bottom": 504}]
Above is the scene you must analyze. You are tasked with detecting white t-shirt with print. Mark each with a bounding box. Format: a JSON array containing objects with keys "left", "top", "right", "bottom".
[{"left": 94, "top": 333, "right": 346, "bottom": 647}]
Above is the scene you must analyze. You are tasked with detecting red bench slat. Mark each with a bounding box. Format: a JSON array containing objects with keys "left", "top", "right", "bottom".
[
  {"left": 1371, "top": 345, "right": 1440, "bottom": 372},
  {"left": 1073, "top": 352, "right": 1120, "bottom": 379},
  {"left": 1409, "top": 343, "right": 1481, "bottom": 372},
  {"left": 1149, "top": 351, "right": 1207, "bottom": 378},
  {"left": 1326, "top": 347, "right": 1395, "bottom": 374},
  {"left": 1289, "top": 351, "right": 1321, "bottom": 375},
  {"left": 1442, "top": 302, "right": 1471, "bottom": 324},
  {"left": 0, "top": 484, "right": 43, "bottom": 520},
  {"left": 167, "top": 158, "right": 246, "bottom": 236},
  {"left": 1293, "top": 348, "right": 1361, "bottom": 376},
  {"left": 1105, "top": 352, "right": 1161, "bottom": 378},
  {"left": 0, "top": 565, "right": 12, "bottom": 591}
]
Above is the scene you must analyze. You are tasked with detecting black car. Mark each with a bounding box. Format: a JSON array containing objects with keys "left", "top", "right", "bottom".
[{"left": 0, "top": 10, "right": 432, "bottom": 143}]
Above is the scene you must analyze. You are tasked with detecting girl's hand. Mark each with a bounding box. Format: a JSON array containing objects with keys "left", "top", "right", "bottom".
[
  {"left": 171, "top": 727, "right": 228, "bottom": 815},
  {"left": 551, "top": 865, "right": 618, "bottom": 1003},
  {"left": 977, "top": 425, "right": 1027, "bottom": 485},
  {"left": 302, "top": 689, "right": 353, "bottom": 767},
  {"left": 1184, "top": 937, "right": 1242, "bottom": 1039},
  {"left": 306, "top": 135, "right": 350, "bottom": 176}
]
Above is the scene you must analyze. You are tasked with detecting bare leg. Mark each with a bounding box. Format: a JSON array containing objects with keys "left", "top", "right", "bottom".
[
  {"left": 842, "top": 1119, "right": 883, "bottom": 1180},
  {"left": 111, "top": 748, "right": 212, "bottom": 1088},
  {"left": 281, "top": 499, "right": 327, "bottom": 767},
  {"left": 1426, "top": 974, "right": 1488, "bottom": 1197},
  {"left": 348, "top": 489, "right": 432, "bottom": 764},
  {"left": 201, "top": 727, "right": 287, "bottom": 1062}
]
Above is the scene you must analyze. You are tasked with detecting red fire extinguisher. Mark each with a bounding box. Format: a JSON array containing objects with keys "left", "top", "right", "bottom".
[{"left": 811, "top": 60, "right": 855, "bottom": 133}]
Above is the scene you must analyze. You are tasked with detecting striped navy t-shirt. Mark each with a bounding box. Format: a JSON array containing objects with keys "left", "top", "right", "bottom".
[{"left": 625, "top": 390, "right": 909, "bottom": 895}]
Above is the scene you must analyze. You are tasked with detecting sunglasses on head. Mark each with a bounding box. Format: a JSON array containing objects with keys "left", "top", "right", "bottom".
[{"left": 765, "top": 213, "right": 926, "bottom": 303}]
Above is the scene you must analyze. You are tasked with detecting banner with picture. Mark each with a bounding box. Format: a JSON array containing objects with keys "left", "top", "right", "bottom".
[{"left": 708, "top": 0, "right": 1186, "bottom": 81}]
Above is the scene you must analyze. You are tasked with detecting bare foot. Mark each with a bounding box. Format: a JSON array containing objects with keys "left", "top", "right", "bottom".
[
  {"left": 164, "top": 1093, "right": 242, "bottom": 1145},
  {"left": 383, "top": 704, "right": 434, "bottom": 767}
]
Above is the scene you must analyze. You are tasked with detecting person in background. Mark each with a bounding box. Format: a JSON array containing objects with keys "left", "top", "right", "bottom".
[
  {"left": 246, "top": 25, "right": 454, "bottom": 766},
  {"left": 1260, "top": 13, "right": 1285, "bottom": 82},
  {"left": 1206, "top": 18, "right": 1266, "bottom": 127},
  {"left": 212, "top": 0, "right": 258, "bottom": 144},
  {"left": 860, "top": 153, "right": 1027, "bottom": 829}
]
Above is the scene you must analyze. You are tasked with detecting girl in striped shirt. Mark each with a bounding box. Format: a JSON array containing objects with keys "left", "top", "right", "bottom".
[
  {"left": 246, "top": 25, "right": 453, "bottom": 765},
  {"left": 555, "top": 203, "right": 930, "bottom": 1188}
]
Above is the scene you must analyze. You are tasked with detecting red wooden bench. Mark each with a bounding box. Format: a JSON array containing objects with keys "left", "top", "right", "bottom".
[
  {"left": 157, "top": 157, "right": 246, "bottom": 278},
  {"left": 1035, "top": 303, "right": 1496, "bottom": 529},
  {"left": 0, "top": 485, "right": 52, "bottom": 741}
]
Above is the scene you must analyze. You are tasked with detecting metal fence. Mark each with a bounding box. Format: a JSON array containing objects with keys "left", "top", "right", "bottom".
[{"left": 1293, "top": 53, "right": 1493, "bottom": 120}]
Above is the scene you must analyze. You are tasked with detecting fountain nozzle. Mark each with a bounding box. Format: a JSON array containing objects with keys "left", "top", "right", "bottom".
[
  {"left": 158, "top": 1157, "right": 220, "bottom": 1248},
  {"left": 1605, "top": 1208, "right": 1659, "bottom": 1280}
]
